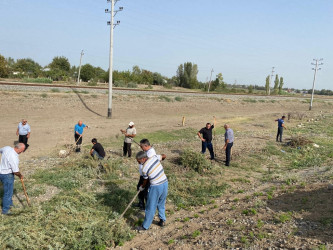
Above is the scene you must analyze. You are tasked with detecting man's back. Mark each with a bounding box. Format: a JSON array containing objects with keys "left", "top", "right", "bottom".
[{"left": 0, "top": 146, "right": 19, "bottom": 174}]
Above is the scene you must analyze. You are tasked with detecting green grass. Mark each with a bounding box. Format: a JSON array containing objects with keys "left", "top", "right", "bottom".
[
  {"left": 192, "top": 230, "right": 201, "bottom": 238},
  {"left": 158, "top": 95, "right": 172, "bottom": 102},
  {"left": 242, "top": 98, "right": 257, "bottom": 103},
  {"left": 175, "top": 96, "right": 183, "bottom": 102}
]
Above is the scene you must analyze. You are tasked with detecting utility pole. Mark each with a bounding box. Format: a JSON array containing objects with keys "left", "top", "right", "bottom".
[
  {"left": 309, "top": 58, "right": 323, "bottom": 110},
  {"left": 105, "top": 0, "right": 123, "bottom": 118},
  {"left": 268, "top": 67, "right": 275, "bottom": 95},
  {"left": 207, "top": 68, "right": 214, "bottom": 93},
  {"left": 77, "top": 50, "right": 84, "bottom": 85}
]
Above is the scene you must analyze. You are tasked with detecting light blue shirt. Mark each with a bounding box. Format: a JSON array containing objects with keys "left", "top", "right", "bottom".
[
  {"left": 225, "top": 128, "right": 234, "bottom": 143},
  {"left": 0, "top": 146, "right": 19, "bottom": 174},
  {"left": 18, "top": 122, "right": 31, "bottom": 135},
  {"left": 74, "top": 123, "right": 86, "bottom": 135}
]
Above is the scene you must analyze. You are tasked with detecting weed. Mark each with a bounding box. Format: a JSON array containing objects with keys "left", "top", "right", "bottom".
[
  {"left": 226, "top": 219, "right": 233, "bottom": 225},
  {"left": 175, "top": 96, "right": 183, "bottom": 102},
  {"left": 243, "top": 98, "right": 257, "bottom": 103},
  {"left": 134, "top": 218, "right": 144, "bottom": 226},
  {"left": 319, "top": 218, "right": 332, "bottom": 227},
  {"left": 180, "top": 149, "right": 211, "bottom": 173},
  {"left": 242, "top": 208, "right": 257, "bottom": 216},
  {"left": 194, "top": 214, "right": 199, "bottom": 218},
  {"left": 23, "top": 77, "right": 52, "bottom": 83},
  {"left": 237, "top": 189, "right": 245, "bottom": 193},
  {"left": 51, "top": 88, "right": 60, "bottom": 92},
  {"left": 168, "top": 239, "right": 175, "bottom": 245},
  {"left": 233, "top": 198, "right": 239, "bottom": 202},
  {"left": 258, "top": 232, "right": 268, "bottom": 239},
  {"left": 257, "top": 219, "right": 264, "bottom": 228},
  {"left": 183, "top": 217, "right": 190, "bottom": 222},
  {"left": 240, "top": 236, "right": 249, "bottom": 245},
  {"left": 158, "top": 95, "right": 172, "bottom": 102},
  {"left": 274, "top": 212, "right": 292, "bottom": 223},
  {"left": 41, "top": 93, "right": 48, "bottom": 98},
  {"left": 192, "top": 230, "right": 201, "bottom": 238},
  {"left": 91, "top": 94, "right": 97, "bottom": 98},
  {"left": 231, "top": 178, "right": 250, "bottom": 183}
]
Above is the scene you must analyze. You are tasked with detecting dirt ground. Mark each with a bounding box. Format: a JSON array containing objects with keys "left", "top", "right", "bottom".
[
  {"left": 1, "top": 89, "right": 330, "bottom": 160},
  {"left": 1, "top": 88, "right": 333, "bottom": 249}
]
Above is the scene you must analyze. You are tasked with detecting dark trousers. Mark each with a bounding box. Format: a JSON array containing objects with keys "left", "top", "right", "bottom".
[
  {"left": 276, "top": 127, "right": 283, "bottom": 142},
  {"left": 74, "top": 134, "right": 82, "bottom": 152},
  {"left": 137, "top": 176, "right": 150, "bottom": 208},
  {"left": 202, "top": 141, "right": 214, "bottom": 160},
  {"left": 226, "top": 142, "right": 233, "bottom": 166},
  {"left": 123, "top": 142, "right": 132, "bottom": 157},
  {"left": 19, "top": 135, "right": 29, "bottom": 151}
]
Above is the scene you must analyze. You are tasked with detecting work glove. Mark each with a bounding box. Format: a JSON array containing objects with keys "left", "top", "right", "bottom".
[{"left": 139, "top": 186, "right": 145, "bottom": 192}]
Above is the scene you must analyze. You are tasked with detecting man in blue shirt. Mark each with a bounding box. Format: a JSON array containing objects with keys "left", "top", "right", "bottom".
[
  {"left": 275, "top": 116, "right": 287, "bottom": 142},
  {"left": 74, "top": 120, "right": 89, "bottom": 152},
  {"left": 223, "top": 124, "right": 234, "bottom": 166}
]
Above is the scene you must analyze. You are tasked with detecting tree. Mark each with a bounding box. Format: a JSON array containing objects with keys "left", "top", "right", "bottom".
[
  {"left": 80, "top": 64, "right": 96, "bottom": 82},
  {"left": 211, "top": 73, "right": 225, "bottom": 91},
  {"left": 176, "top": 62, "right": 199, "bottom": 89},
  {"left": 153, "top": 72, "right": 163, "bottom": 85},
  {"left": 48, "top": 56, "right": 70, "bottom": 81},
  {"left": 279, "top": 77, "right": 284, "bottom": 95},
  {"left": 14, "top": 58, "right": 41, "bottom": 77},
  {"left": 265, "top": 75, "right": 270, "bottom": 95},
  {"left": 49, "top": 56, "right": 70, "bottom": 72},
  {"left": 273, "top": 74, "right": 279, "bottom": 94},
  {"left": 0, "top": 54, "right": 9, "bottom": 77},
  {"left": 248, "top": 85, "right": 253, "bottom": 94}
]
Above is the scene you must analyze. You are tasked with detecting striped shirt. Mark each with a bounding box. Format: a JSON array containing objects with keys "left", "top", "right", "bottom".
[
  {"left": 141, "top": 155, "right": 167, "bottom": 186},
  {"left": 139, "top": 147, "right": 156, "bottom": 176}
]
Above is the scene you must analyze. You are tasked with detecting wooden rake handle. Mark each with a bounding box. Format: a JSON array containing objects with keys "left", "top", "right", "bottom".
[
  {"left": 119, "top": 190, "right": 141, "bottom": 219},
  {"left": 20, "top": 178, "right": 31, "bottom": 206}
]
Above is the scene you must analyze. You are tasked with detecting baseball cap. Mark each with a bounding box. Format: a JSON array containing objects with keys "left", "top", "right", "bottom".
[{"left": 129, "top": 121, "right": 134, "bottom": 126}]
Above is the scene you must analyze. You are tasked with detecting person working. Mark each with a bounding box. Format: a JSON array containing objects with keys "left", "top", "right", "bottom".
[
  {"left": 120, "top": 121, "right": 136, "bottom": 158},
  {"left": 275, "top": 116, "right": 287, "bottom": 142},
  {"left": 0, "top": 143, "right": 25, "bottom": 215},
  {"left": 90, "top": 138, "right": 105, "bottom": 160},
  {"left": 136, "top": 151, "right": 168, "bottom": 231},
  {"left": 74, "top": 120, "right": 89, "bottom": 152},
  {"left": 197, "top": 120, "right": 216, "bottom": 160}
]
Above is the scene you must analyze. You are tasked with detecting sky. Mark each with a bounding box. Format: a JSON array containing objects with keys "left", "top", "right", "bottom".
[{"left": 0, "top": 0, "right": 332, "bottom": 90}]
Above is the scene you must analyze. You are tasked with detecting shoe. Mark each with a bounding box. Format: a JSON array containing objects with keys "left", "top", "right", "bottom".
[
  {"left": 158, "top": 219, "right": 165, "bottom": 227},
  {"left": 136, "top": 226, "right": 147, "bottom": 232}
]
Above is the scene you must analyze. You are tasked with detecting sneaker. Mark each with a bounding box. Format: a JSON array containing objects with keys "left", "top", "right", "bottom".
[
  {"left": 157, "top": 219, "right": 165, "bottom": 227},
  {"left": 136, "top": 226, "right": 147, "bottom": 232}
]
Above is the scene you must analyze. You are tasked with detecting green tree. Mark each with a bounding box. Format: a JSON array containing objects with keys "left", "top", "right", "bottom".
[
  {"left": 14, "top": 58, "right": 41, "bottom": 78},
  {"left": 176, "top": 62, "right": 199, "bottom": 89},
  {"left": 80, "top": 64, "right": 96, "bottom": 82},
  {"left": 279, "top": 77, "right": 284, "bottom": 95},
  {"left": 0, "top": 54, "right": 9, "bottom": 77},
  {"left": 211, "top": 73, "right": 225, "bottom": 91},
  {"left": 49, "top": 56, "right": 70, "bottom": 72},
  {"left": 265, "top": 75, "right": 270, "bottom": 95},
  {"left": 153, "top": 72, "right": 163, "bottom": 85},
  {"left": 248, "top": 85, "right": 253, "bottom": 94},
  {"left": 273, "top": 74, "right": 279, "bottom": 94},
  {"left": 94, "top": 67, "right": 106, "bottom": 82}
]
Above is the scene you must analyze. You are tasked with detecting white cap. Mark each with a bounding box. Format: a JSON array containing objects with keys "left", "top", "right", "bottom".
[{"left": 129, "top": 121, "right": 134, "bottom": 126}]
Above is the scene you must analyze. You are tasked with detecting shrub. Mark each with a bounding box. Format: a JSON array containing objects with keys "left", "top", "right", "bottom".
[
  {"left": 51, "top": 88, "right": 60, "bottom": 93},
  {"left": 23, "top": 78, "right": 52, "bottom": 84},
  {"left": 175, "top": 96, "right": 183, "bottom": 102},
  {"left": 127, "top": 82, "right": 137, "bottom": 88},
  {"left": 180, "top": 149, "right": 211, "bottom": 173},
  {"left": 158, "top": 95, "right": 172, "bottom": 102}
]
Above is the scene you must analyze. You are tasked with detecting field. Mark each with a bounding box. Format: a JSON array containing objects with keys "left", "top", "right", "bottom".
[{"left": 0, "top": 87, "right": 333, "bottom": 249}]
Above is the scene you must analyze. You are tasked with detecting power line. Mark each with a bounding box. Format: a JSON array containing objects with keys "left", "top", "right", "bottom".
[
  {"left": 105, "top": 0, "right": 123, "bottom": 118},
  {"left": 309, "top": 58, "right": 323, "bottom": 111}
]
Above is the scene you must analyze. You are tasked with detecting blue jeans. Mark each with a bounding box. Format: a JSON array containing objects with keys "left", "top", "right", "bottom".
[
  {"left": 142, "top": 181, "right": 168, "bottom": 229},
  {"left": 92, "top": 150, "right": 104, "bottom": 160},
  {"left": 0, "top": 174, "right": 14, "bottom": 214},
  {"left": 202, "top": 141, "right": 214, "bottom": 159}
]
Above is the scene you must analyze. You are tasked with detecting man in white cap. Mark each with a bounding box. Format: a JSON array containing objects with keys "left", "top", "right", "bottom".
[{"left": 120, "top": 121, "right": 136, "bottom": 157}]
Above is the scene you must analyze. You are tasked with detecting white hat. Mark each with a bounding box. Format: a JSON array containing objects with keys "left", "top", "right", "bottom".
[{"left": 129, "top": 121, "right": 134, "bottom": 126}]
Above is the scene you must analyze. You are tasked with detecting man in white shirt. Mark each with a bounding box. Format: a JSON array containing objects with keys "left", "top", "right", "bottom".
[
  {"left": 0, "top": 143, "right": 25, "bottom": 215},
  {"left": 16, "top": 119, "right": 31, "bottom": 151},
  {"left": 120, "top": 121, "right": 136, "bottom": 158}
]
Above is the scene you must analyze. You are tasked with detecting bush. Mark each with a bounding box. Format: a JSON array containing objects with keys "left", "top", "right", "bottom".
[
  {"left": 180, "top": 149, "right": 211, "bottom": 173},
  {"left": 175, "top": 96, "right": 183, "bottom": 102},
  {"left": 158, "top": 95, "right": 172, "bottom": 102},
  {"left": 23, "top": 78, "right": 52, "bottom": 84},
  {"left": 164, "top": 83, "right": 173, "bottom": 89},
  {"left": 127, "top": 82, "right": 137, "bottom": 88}
]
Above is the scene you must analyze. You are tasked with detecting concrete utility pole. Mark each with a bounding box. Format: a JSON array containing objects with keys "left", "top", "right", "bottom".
[
  {"left": 268, "top": 67, "right": 275, "bottom": 95},
  {"left": 309, "top": 58, "right": 323, "bottom": 111},
  {"left": 105, "top": 0, "right": 123, "bottom": 118},
  {"left": 77, "top": 50, "right": 84, "bottom": 85},
  {"left": 207, "top": 68, "right": 214, "bottom": 93}
]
